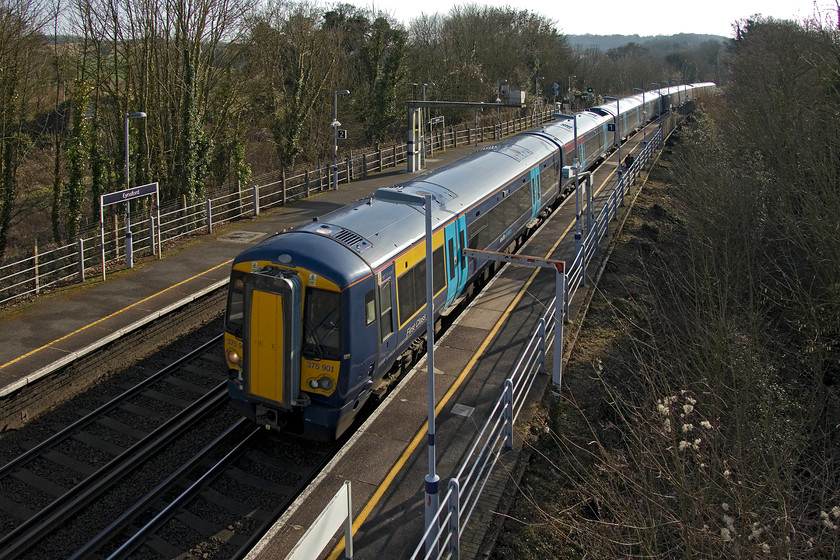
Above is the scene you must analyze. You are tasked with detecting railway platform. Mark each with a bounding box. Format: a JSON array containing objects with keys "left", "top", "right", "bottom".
[{"left": 0, "top": 112, "right": 677, "bottom": 559}]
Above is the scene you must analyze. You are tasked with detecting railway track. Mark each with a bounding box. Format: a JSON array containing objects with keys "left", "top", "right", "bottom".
[{"left": 0, "top": 330, "right": 340, "bottom": 559}]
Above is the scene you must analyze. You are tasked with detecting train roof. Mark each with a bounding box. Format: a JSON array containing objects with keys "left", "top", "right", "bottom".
[
  {"left": 291, "top": 132, "right": 560, "bottom": 270},
  {"left": 536, "top": 110, "right": 612, "bottom": 146}
]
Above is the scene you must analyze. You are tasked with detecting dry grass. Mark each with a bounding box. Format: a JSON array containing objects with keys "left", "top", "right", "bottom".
[{"left": 491, "top": 126, "right": 840, "bottom": 559}]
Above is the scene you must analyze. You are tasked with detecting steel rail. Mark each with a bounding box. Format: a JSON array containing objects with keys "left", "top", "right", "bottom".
[
  {"left": 0, "top": 333, "right": 223, "bottom": 478},
  {"left": 71, "top": 418, "right": 256, "bottom": 559},
  {"left": 0, "top": 382, "right": 229, "bottom": 559}
]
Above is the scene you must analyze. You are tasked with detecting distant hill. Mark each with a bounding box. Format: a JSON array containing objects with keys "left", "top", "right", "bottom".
[{"left": 568, "top": 33, "right": 728, "bottom": 51}]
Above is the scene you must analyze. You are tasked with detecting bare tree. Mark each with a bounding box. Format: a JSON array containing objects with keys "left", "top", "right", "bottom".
[{"left": 0, "top": 0, "right": 51, "bottom": 260}]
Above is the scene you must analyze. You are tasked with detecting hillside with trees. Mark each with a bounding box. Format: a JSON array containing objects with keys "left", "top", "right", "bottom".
[
  {"left": 492, "top": 14, "right": 840, "bottom": 559},
  {"left": 0, "top": 1, "right": 722, "bottom": 264}
]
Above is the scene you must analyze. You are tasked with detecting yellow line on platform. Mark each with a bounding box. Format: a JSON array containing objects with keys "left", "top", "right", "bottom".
[{"left": 0, "top": 260, "right": 233, "bottom": 371}]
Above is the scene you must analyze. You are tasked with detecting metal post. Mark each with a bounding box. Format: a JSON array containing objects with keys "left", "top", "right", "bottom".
[
  {"left": 124, "top": 111, "right": 146, "bottom": 269},
  {"left": 422, "top": 82, "right": 434, "bottom": 166},
  {"left": 585, "top": 173, "right": 592, "bottom": 234},
  {"left": 78, "top": 238, "right": 85, "bottom": 281},
  {"left": 573, "top": 115, "right": 582, "bottom": 238},
  {"left": 149, "top": 215, "right": 155, "bottom": 255},
  {"left": 634, "top": 88, "right": 647, "bottom": 155},
  {"left": 448, "top": 479, "right": 461, "bottom": 560},
  {"left": 332, "top": 89, "right": 350, "bottom": 190},
  {"left": 651, "top": 83, "right": 661, "bottom": 118},
  {"left": 496, "top": 78, "right": 507, "bottom": 140},
  {"left": 605, "top": 96, "right": 622, "bottom": 198},
  {"left": 535, "top": 76, "right": 543, "bottom": 126},
  {"left": 422, "top": 193, "right": 439, "bottom": 557},
  {"left": 552, "top": 267, "right": 566, "bottom": 388},
  {"left": 344, "top": 480, "right": 354, "bottom": 560},
  {"left": 567, "top": 74, "right": 575, "bottom": 112},
  {"left": 503, "top": 378, "right": 514, "bottom": 447}
]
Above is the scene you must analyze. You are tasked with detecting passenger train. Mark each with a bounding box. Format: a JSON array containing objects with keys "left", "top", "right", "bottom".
[{"left": 223, "top": 82, "right": 716, "bottom": 440}]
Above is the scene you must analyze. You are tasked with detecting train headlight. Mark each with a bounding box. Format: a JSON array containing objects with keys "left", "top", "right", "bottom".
[
  {"left": 308, "top": 377, "right": 334, "bottom": 391},
  {"left": 227, "top": 350, "right": 241, "bottom": 365}
]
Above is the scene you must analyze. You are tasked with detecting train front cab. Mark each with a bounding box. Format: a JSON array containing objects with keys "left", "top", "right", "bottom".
[{"left": 225, "top": 262, "right": 373, "bottom": 441}]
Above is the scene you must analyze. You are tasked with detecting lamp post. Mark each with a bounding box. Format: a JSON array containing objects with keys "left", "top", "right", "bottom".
[
  {"left": 573, "top": 114, "right": 581, "bottom": 241},
  {"left": 535, "top": 76, "right": 544, "bottom": 125},
  {"left": 496, "top": 79, "right": 507, "bottom": 139},
  {"left": 332, "top": 89, "right": 350, "bottom": 191},
  {"left": 651, "top": 83, "right": 661, "bottom": 117},
  {"left": 422, "top": 82, "right": 434, "bottom": 165},
  {"left": 379, "top": 189, "right": 438, "bottom": 555},
  {"left": 567, "top": 74, "right": 575, "bottom": 112},
  {"left": 604, "top": 95, "right": 622, "bottom": 192},
  {"left": 124, "top": 111, "right": 146, "bottom": 269},
  {"left": 633, "top": 88, "right": 647, "bottom": 150}
]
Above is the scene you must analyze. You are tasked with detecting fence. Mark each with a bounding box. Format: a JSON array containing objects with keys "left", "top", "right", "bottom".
[
  {"left": 0, "top": 107, "right": 553, "bottom": 308},
  {"left": 409, "top": 119, "right": 674, "bottom": 560}
]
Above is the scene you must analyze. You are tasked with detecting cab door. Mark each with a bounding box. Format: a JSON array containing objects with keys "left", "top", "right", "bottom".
[
  {"left": 444, "top": 215, "right": 467, "bottom": 307},
  {"left": 243, "top": 270, "right": 302, "bottom": 410}
]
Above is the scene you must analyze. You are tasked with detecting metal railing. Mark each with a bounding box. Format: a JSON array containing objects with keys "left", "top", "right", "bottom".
[
  {"left": 0, "top": 107, "right": 553, "bottom": 308},
  {"left": 410, "top": 119, "right": 673, "bottom": 560}
]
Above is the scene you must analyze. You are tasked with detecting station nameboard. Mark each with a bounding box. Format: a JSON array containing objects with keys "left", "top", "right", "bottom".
[{"left": 102, "top": 182, "right": 159, "bottom": 207}]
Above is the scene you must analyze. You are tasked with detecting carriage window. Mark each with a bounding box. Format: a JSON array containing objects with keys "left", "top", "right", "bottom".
[
  {"left": 364, "top": 289, "right": 376, "bottom": 326},
  {"left": 303, "top": 288, "right": 341, "bottom": 360}
]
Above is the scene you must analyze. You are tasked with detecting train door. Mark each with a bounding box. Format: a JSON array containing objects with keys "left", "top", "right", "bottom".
[
  {"left": 376, "top": 265, "right": 398, "bottom": 364},
  {"left": 444, "top": 216, "right": 468, "bottom": 307},
  {"left": 243, "top": 269, "right": 302, "bottom": 410},
  {"left": 530, "top": 166, "right": 542, "bottom": 219}
]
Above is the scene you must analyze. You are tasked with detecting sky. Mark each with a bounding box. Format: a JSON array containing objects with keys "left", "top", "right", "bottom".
[{"left": 364, "top": 0, "right": 838, "bottom": 37}]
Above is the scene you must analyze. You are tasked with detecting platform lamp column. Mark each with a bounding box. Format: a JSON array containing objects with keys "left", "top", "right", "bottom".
[
  {"left": 651, "top": 83, "right": 661, "bottom": 117},
  {"left": 124, "top": 111, "right": 146, "bottom": 269},
  {"left": 535, "top": 76, "right": 544, "bottom": 126},
  {"left": 421, "top": 193, "right": 438, "bottom": 557},
  {"left": 633, "top": 88, "right": 647, "bottom": 169},
  {"left": 573, "top": 114, "right": 582, "bottom": 256},
  {"left": 332, "top": 89, "right": 350, "bottom": 191},
  {"left": 567, "top": 74, "right": 575, "bottom": 112},
  {"left": 381, "top": 190, "right": 439, "bottom": 556},
  {"left": 604, "top": 96, "right": 622, "bottom": 195},
  {"left": 633, "top": 88, "right": 646, "bottom": 148},
  {"left": 496, "top": 79, "right": 507, "bottom": 139},
  {"left": 422, "top": 82, "right": 434, "bottom": 165}
]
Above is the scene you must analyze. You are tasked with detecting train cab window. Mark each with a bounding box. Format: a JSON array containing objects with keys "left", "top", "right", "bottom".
[
  {"left": 225, "top": 271, "right": 245, "bottom": 335},
  {"left": 303, "top": 288, "right": 341, "bottom": 360},
  {"left": 364, "top": 289, "right": 376, "bottom": 326},
  {"left": 379, "top": 281, "right": 393, "bottom": 341}
]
